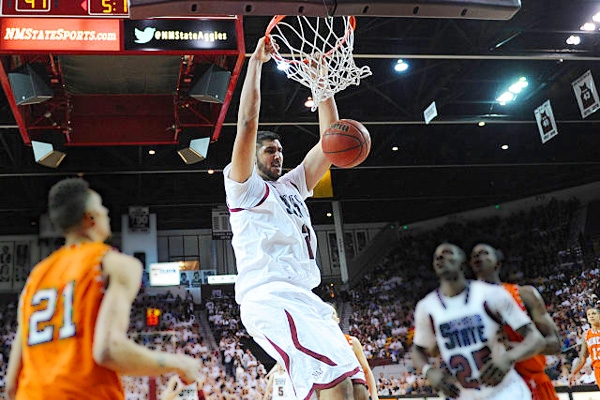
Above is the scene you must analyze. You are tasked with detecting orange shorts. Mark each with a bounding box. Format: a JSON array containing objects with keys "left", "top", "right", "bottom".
[{"left": 522, "top": 373, "right": 558, "bottom": 400}]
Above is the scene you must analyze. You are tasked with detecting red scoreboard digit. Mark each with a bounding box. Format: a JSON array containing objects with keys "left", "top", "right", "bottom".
[
  {"left": 16, "top": 0, "right": 50, "bottom": 12},
  {"left": 88, "top": 0, "right": 128, "bottom": 16}
]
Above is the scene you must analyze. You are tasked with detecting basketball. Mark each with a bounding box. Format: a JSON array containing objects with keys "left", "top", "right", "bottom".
[{"left": 322, "top": 119, "right": 371, "bottom": 168}]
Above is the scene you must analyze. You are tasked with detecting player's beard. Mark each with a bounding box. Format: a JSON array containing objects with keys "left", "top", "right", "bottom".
[{"left": 257, "top": 160, "right": 281, "bottom": 181}]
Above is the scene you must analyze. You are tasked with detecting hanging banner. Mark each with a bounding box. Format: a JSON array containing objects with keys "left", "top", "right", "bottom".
[
  {"left": 534, "top": 100, "right": 558, "bottom": 144},
  {"left": 128, "top": 206, "right": 150, "bottom": 232},
  {"left": 212, "top": 208, "right": 232, "bottom": 240},
  {"left": 0, "top": 242, "right": 14, "bottom": 290},
  {"left": 12, "top": 241, "right": 31, "bottom": 289},
  {"left": 423, "top": 101, "right": 438, "bottom": 125},
  {"left": 572, "top": 70, "right": 600, "bottom": 119}
]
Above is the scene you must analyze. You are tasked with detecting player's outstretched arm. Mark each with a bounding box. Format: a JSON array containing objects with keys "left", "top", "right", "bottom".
[
  {"left": 302, "top": 97, "right": 337, "bottom": 191},
  {"left": 519, "top": 285, "right": 562, "bottom": 354},
  {"left": 350, "top": 336, "right": 379, "bottom": 400},
  {"left": 230, "top": 37, "right": 274, "bottom": 184},
  {"left": 410, "top": 344, "right": 460, "bottom": 398},
  {"left": 569, "top": 337, "right": 589, "bottom": 386},
  {"left": 93, "top": 251, "right": 201, "bottom": 382},
  {"left": 261, "top": 368, "right": 276, "bottom": 400}
]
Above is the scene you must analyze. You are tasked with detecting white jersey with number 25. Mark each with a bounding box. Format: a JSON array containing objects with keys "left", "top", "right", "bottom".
[{"left": 413, "top": 280, "right": 533, "bottom": 400}]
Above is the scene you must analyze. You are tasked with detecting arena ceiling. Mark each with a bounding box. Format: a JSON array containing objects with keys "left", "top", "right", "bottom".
[{"left": 1, "top": 0, "right": 600, "bottom": 235}]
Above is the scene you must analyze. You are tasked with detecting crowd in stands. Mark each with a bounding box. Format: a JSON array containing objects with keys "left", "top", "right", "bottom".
[{"left": 0, "top": 197, "right": 599, "bottom": 399}]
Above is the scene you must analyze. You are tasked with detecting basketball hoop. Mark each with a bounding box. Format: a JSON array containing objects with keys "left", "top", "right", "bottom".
[{"left": 265, "top": 15, "right": 372, "bottom": 111}]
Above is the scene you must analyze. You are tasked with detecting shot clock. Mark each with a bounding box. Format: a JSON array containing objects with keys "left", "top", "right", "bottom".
[{"left": 88, "top": 0, "right": 128, "bottom": 16}]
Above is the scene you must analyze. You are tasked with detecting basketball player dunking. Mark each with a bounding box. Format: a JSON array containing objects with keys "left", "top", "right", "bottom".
[
  {"left": 411, "top": 242, "right": 545, "bottom": 400},
  {"left": 569, "top": 306, "right": 600, "bottom": 388},
  {"left": 224, "top": 37, "right": 361, "bottom": 400},
  {"left": 4, "top": 179, "right": 200, "bottom": 400},
  {"left": 470, "top": 242, "right": 561, "bottom": 400}
]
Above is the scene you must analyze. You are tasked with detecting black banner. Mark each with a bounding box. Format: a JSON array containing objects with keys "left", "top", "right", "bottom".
[{"left": 124, "top": 19, "right": 237, "bottom": 51}]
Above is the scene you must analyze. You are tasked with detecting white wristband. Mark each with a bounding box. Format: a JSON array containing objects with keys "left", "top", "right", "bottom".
[{"left": 422, "top": 364, "right": 433, "bottom": 378}]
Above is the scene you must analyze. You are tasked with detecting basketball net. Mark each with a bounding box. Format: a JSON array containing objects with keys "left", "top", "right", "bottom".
[{"left": 266, "top": 16, "right": 372, "bottom": 111}]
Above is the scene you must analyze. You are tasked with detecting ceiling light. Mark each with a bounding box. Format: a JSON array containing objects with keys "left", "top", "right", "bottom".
[
  {"left": 304, "top": 96, "right": 314, "bottom": 108},
  {"left": 391, "top": 146, "right": 399, "bottom": 151},
  {"left": 207, "top": 169, "right": 215, "bottom": 175},
  {"left": 496, "top": 92, "right": 515, "bottom": 103},
  {"left": 394, "top": 59, "right": 409, "bottom": 72},
  {"left": 501, "top": 144, "right": 509, "bottom": 150},
  {"left": 478, "top": 121, "right": 486, "bottom": 127},
  {"left": 326, "top": 212, "right": 332, "bottom": 217},
  {"left": 593, "top": 12, "right": 600, "bottom": 22},
  {"left": 566, "top": 35, "right": 581, "bottom": 45},
  {"left": 581, "top": 22, "right": 596, "bottom": 31},
  {"left": 148, "top": 149, "right": 156, "bottom": 155}
]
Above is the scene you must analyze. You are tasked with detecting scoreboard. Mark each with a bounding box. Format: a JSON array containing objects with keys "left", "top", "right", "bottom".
[{"left": 1, "top": 0, "right": 129, "bottom": 17}]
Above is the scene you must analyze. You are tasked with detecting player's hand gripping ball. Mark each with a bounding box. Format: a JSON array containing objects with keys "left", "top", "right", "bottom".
[{"left": 322, "top": 119, "right": 371, "bottom": 168}]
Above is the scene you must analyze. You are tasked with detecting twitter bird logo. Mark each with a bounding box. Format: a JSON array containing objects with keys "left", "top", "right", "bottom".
[{"left": 134, "top": 27, "right": 156, "bottom": 44}]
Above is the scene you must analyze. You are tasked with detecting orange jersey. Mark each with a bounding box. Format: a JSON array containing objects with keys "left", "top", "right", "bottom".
[
  {"left": 585, "top": 328, "right": 600, "bottom": 370},
  {"left": 344, "top": 334, "right": 353, "bottom": 347},
  {"left": 502, "top": 283, "right": 557, "bottom": 400},
  {"left": 17, "top": 242, "right": 124, "bottom": 400}
]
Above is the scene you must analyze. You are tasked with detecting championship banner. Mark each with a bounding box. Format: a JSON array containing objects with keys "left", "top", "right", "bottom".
[
  {"left": 124, "top": 19, "right": 237, "bottom": 51},
  {"left": 572, "top": 70, "right": 600, "bottom": 119},
  {"left": 212, "top": 208, "right": 232, "bottom": 240},
  {"left": 0, "top": 242, "right": 14, "bottom": 290},
  {"left": 12, "top": 241, "right": 31, "bottom": 289},
  {"left": 128, "top": 206, "right": 150, "bottom": 232},
  {"left": 534, "top": 100, "right": 558, "bottom": 144}
]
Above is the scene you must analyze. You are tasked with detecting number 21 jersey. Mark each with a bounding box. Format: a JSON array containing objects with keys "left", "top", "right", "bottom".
[
  {"left": 18, "top": 242, "right": 124, "bottom": 400},
  {"left": 413, "top": 280, "right": 533, "bottom": 400}
]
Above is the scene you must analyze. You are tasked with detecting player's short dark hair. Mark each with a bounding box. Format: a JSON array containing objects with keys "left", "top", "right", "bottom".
[
  {"left": 256, "top": 131, "right": 281, "bottom": 148},
  {"left": 48, "top": 178, "right": 90, "bottom": 232},
  {"left": 435, "top": 240, "right": 466, "bottom": 260},
  {"left": 468, "top": 236, "right": 506, "bottom": 262}
]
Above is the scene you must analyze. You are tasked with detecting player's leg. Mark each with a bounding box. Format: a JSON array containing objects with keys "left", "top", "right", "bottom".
[
  {"left": 351, "top": 382, "right": 369, "bottom": 400},
  {"left": 317, "top": 378, "right": 354, "bottom": 400},
  {"left": 594, "top": 366, "right": 600, "bottom": 389}
]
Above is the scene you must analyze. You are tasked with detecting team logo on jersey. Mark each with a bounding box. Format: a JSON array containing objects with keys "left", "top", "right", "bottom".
[
  {"left": 440, "top": 314, "right": 487, "bottom": 349},
  {"left": 279, "top": 194, "right": 307, "bottom": 218}
]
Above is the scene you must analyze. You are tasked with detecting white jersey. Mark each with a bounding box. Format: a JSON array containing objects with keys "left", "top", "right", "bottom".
[
  {"left": 413, "top": 280, "right": 533, "bottom": 400},
  {"left": 272, "top": 370, "right": 297, "bottom": 400},
  {"left": 224, "top": 163, "right": 320, "bottom": 304}
]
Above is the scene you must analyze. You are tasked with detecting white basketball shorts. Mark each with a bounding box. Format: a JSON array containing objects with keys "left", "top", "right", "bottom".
[{"left": 240, "top": 282, "right": 364, "bottom": 400}]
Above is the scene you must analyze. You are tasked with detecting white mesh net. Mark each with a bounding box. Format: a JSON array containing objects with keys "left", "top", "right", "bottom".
[{"left": 267, "top": 15, "right": 372, "bottom": 111}]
